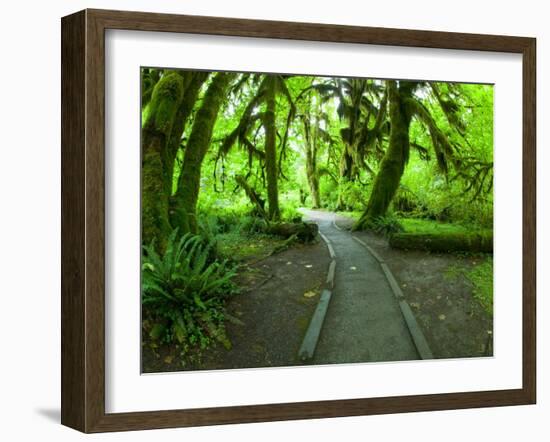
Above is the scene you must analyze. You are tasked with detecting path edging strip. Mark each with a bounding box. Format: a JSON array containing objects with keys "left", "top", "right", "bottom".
[
  {"left": 326, "top": 260, "right": 336, "bottom": 289},
  {"left": 352, "top": 234, "right": 434, "bottom": 360},
  {"left": 298, "top": 233, "right": 336, "bottom": 361},
  {"left": 319, "top": 232, "right": 336, "bottom": 258},
  {"left": 298, "top": 289, "right": 333, "bottom": 361}
]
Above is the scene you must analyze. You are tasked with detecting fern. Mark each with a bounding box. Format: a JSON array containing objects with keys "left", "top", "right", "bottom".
[
  {"left": 371, "top": 215, "right": 405, "bottom": 237},
  {"left": 142, "top": 229, "right": 238, "bottom": 351}
]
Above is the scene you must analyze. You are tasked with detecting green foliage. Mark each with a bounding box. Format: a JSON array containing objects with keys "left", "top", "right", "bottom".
[
  {"left": 370, "top": 214, "right": 405, "bottom": 237},
  {"left": 399, "top": 158, "right": 493, "bottom": 226},
  {"left": 281, "top": 202, "right": 303, "bottom": 222},
  {"left": 142, "top": 68, "right": 493, "bottom": 239},
  {"left": 399, "top": 218, "right": 472, "bottom": 235},
  {"left": 140, "top": 68, "right": 496, "bottom": 363},
  {"left": 216, "top": 231, "right": 287, "bottom": 262},
  {"left": 445, "top": 258, "right": 493, "bottom": 314},
  {"left": 465, "top": 257, "right": 494, "bottom": 314},
  {"left": 237, "top": 215, "right": 269, "bottom": 234},
  {"left": 142, "top": 229, "right": 238, "bottom": 352},
  {"left": 198, "top": 210, "right": 268, "bottom": 237},
  {"left": 334, "top": 179, "right": 370, "bottom": 211}
]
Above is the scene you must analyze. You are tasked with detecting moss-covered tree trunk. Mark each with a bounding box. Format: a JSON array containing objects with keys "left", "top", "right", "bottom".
[
  {"left": 163, "top": 72, "right": 209, "bottom": 194},
  {"left": 306, "top": 153, "right": 321, "bottom": 208},
  {"left": 302, "top": 109, "right": 321, "bottom": 209},
  {"left": 172, "top": 72, "right": 234, "bottom": 233},
  {"left": 264, "top": 78, "right": 281, "bottom": 220},
  {"left": 353, "top": 81, "right": 415, "bottom": 230},
  {"left": 335, "top": 147, "right": 354, "bottom": 210},
  {"left": 142, "top": 71, "right": 185, "bottom": 249}
]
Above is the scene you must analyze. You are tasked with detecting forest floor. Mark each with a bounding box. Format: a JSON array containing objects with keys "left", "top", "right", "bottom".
[
  {"left": 142, "top": 236, "right": 331, "bottom": 372},
  {"left": 142, "top": 209, "right": 493, "bottom": 373},
  {"left": 333, "top": 212, "right": 493, "bottom": 359}
]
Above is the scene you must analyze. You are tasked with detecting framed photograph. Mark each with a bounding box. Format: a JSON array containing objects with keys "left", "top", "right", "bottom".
[{"left": 61, "top": 9, "right": 536, "bottom": 433}]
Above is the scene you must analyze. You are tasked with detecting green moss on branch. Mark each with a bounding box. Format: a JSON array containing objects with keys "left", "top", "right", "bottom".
[{"left": 143, "top": 71, "right": 185, "bottom": 137}]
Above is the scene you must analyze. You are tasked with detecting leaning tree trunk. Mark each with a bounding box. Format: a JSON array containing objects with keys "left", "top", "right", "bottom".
[
  {"left": 353, "top": 81, "right": 414, "bottom": 230},
  {"left": 172, "top": 72, "right": 234, "bottom": 233},
  {"left": 141, "top": 71, "right": 184, "bottom": 250},
  {"left": 235, "top": 175, "right": 267, "bottom": 219},
  {"left": 264, "top": 78, "right": 281, "bottom": 220}
]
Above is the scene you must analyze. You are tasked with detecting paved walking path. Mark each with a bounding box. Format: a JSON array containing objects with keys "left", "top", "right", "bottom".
[{"left": 302, "top": 209, "right": 419, "bottom": 364}]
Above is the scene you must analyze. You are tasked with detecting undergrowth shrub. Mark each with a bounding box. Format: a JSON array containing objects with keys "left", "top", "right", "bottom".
[
  {"left": 281, "top": 206, "right": 303, "bottom": 223},
  {"left": 370, "top": 214, "right": 405, "bottom": 237},
  {"left": 336, "top": 180, "right": 370, "bottom": 211},
  {"left": 142, "top": 229, "right": 238, "bottom": 356},
  {"left": 237, "top": 215, "right": 268, "bottom": 234}
]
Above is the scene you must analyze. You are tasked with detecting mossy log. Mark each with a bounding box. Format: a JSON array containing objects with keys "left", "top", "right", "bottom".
[
  {"left": 266, "top": 222, "right": 319, "bottom": 243},
  {"left": 389, "top": 232, "right": 493, "bottom": 253}
]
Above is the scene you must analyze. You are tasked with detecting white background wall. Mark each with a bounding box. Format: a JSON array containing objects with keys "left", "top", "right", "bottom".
[{"left": 0, "top": 0, "right": 547, "bottom": 440}]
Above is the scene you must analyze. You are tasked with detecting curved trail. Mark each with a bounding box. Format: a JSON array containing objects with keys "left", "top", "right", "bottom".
[{"left": 302, "top": 209, "right": 419, "bottom": 363}]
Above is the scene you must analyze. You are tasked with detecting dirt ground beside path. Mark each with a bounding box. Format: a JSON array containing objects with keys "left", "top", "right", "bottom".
[
  {"left": 142, "top": 238, "right": 331, "bottom": 373},
  {"left": 142, "top": 210, "right": 492, "bottom": 373},
  {"left": 334, "top": 214, "right": 493, "bottom": 359}
]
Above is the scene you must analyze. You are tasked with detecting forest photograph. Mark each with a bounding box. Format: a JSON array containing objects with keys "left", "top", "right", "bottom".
[{"left": 140, "top": 67, "right": 494, "bottom": 373}]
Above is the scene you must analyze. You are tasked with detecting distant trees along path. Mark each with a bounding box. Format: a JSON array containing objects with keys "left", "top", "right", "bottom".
[{"left": 141, "top": 70, "right": 493, "bottom": 249}]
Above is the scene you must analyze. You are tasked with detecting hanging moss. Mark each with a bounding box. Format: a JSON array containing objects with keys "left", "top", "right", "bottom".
[
  {"left": 336, "top": 148, "right": 354, "bottom": 210},
  {"left": 235, "top": 175, "right": 267, "bottom": 219}
]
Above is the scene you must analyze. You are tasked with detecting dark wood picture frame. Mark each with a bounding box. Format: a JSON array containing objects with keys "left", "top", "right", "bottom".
[{"left": 61, "top": 8, "right": 536, "bottom": 433}]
